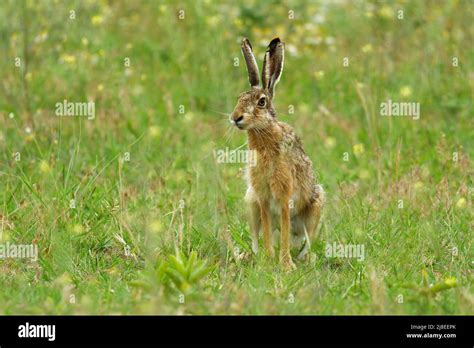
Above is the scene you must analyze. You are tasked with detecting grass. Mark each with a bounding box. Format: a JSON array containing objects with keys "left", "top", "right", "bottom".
[{"left": 0, "top": 0, "right": 472, "bottom": 315}]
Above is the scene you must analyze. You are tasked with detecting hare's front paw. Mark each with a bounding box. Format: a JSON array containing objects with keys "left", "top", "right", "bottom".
[
  {"left": 264, "top": 241, "right": 275, "bottom": 258},
  {"left": 280, "top": 253, "right": 296, "bottom": 272},
  {"left": 251, "top": 239, "right": 259, "bottom": 255},
  {"left": 267, "top": 247, "right": 275, "bottom": 258}
]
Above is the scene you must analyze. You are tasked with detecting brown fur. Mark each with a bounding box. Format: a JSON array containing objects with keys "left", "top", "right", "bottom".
[{"left": 230, "top": 38, "right": 324, "bottom": 271}]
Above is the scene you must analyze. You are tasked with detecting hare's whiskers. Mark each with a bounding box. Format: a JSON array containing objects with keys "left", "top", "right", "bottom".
[
  {"left": 224, "top": 124, "right": 236, "bottom": 144},
  {"left": 208, "top": 108, "right": 232, "bottom": 118}
]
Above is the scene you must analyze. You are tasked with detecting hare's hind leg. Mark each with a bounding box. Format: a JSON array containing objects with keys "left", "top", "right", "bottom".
[
  {"left": 297, "top": 212, "right": 319, "bottom": 260},
  {"left": 297, "top": 224, "right": 312, "bottom": 260},
  {"left": 290, "top": 215, "right": 311, "bottom": 260},
  {"left": 309, "top": 184, "right": 324, "bottom": 241},
  {"left": 297, "top": 186, "right": 325, "bottom": 260}
]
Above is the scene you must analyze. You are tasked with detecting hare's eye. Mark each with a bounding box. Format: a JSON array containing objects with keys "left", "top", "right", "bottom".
[{"left": 257, "top": 97, "right": 266, "bottom": 107}]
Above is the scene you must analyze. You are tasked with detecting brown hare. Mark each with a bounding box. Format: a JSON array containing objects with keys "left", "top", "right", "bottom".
[{"left": 230, "top": 37, "right": 325, "bottom": 271}]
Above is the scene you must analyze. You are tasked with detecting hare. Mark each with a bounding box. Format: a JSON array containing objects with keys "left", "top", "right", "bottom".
[{"left": 230, "top": 37, "right": 325, "bottom": 270}]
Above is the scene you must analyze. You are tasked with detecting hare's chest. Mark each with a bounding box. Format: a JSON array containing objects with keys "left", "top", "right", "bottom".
[
  {"left": 246, "top": 156, "right": 289, "bottom": 198},
  {"left": 247, "top": 161, "right": 274, "bottom": 196}
]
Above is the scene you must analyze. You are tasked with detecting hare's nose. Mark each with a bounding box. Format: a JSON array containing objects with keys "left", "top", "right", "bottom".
[{"left": 234, "top": 116, "right": 244, "bottom": 124}]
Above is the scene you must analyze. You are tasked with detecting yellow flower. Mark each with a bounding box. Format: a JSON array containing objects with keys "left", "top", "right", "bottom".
[
  {"left": 148, "top": 126, "right": 161, "bottom": 138},
  {"left": 97, "top": 84, "right": 104, "bottom": 92},
  {"left": 456, "top": 197, "right": 466, "bottom": 209},
  {"left": 206, "top": 16, "right": 220, "bottom": 28},
  {"left": 353, "top": 143, "right": 365, "bottom": 156},
  {"left": 299, "top": 103, "right": 310, "bottom": 114},
  {"left": 400, "top": 86, "right": 412, "bottom": 97},
  {"left": 324, "top": 137, "right": 336, "bottom": 149},
  {"left": 184, "top": 111, "right": 194, "bottom": 123},
  {"left": 414, "top": 181, "right": 424, "bottom": 190},
  {"left": 378, "top": 5, "right": 394, "bottom": 19},
  {"left": 72, "top": 224, "right": 84, "bottom": 234},
  {"left": 314, "top": 70, "right": 325, "bottom": 80},
  {"left": 444, "top": 277, "right": 457, "bottom": 287},
  {"left": 91, "top": 15, "right": 104, "bottom": 26},
  {"left": 361, "top": 44, "right": 373, "bottom": 53},
  {"left": 81, "top": 37, "right": 89, "bottom": 46},
  {"left": 61, "top": 54, "right": 76, "bottom": 64},
  {"left": 159, "top": 5, "right": 167, "bottom": 13},
  {"left": 148, "top": 220, "right": 162, "bottom": 233},
  {"left": 39, "top": 160, "right": 51, "bottom": 173},
  {"left": 34, "top": 30, "right": 48, "bottom": 43}
]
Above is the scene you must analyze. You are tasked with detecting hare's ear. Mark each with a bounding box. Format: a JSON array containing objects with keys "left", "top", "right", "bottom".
[
  {"left": 261, "top": 38, "right": 284, "bottom": 98},
  {"left": 241, "top": 38, "right": 260, "bottom": 88}
]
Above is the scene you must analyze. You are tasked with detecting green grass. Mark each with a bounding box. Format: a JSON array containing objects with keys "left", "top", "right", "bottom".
[{"left": 0, "top": 0, "right": 472, "bottom": 315}]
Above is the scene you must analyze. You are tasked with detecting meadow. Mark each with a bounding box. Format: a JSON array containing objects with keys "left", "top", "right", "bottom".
[{"left": 0, "top": 0, "right": 472, "bottom": 315}]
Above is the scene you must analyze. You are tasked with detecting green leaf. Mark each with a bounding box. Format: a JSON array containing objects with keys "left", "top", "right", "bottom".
[
  {"left": 430, "top": 277, "right": 457, "bottom": 293},
  {"left": 190, "top": 264, "right": 212, "bottom": 283},
  {"left": 186, "top": 251, "right": 197, "bottom": 277},
  {"left": 168, "top": 254, "right": 187, "bottom": 276}
]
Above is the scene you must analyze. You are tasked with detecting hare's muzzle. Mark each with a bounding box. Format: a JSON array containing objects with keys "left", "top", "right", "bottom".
[{"left": 230, "top": 114, "right": 245, "bottom": 129}]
